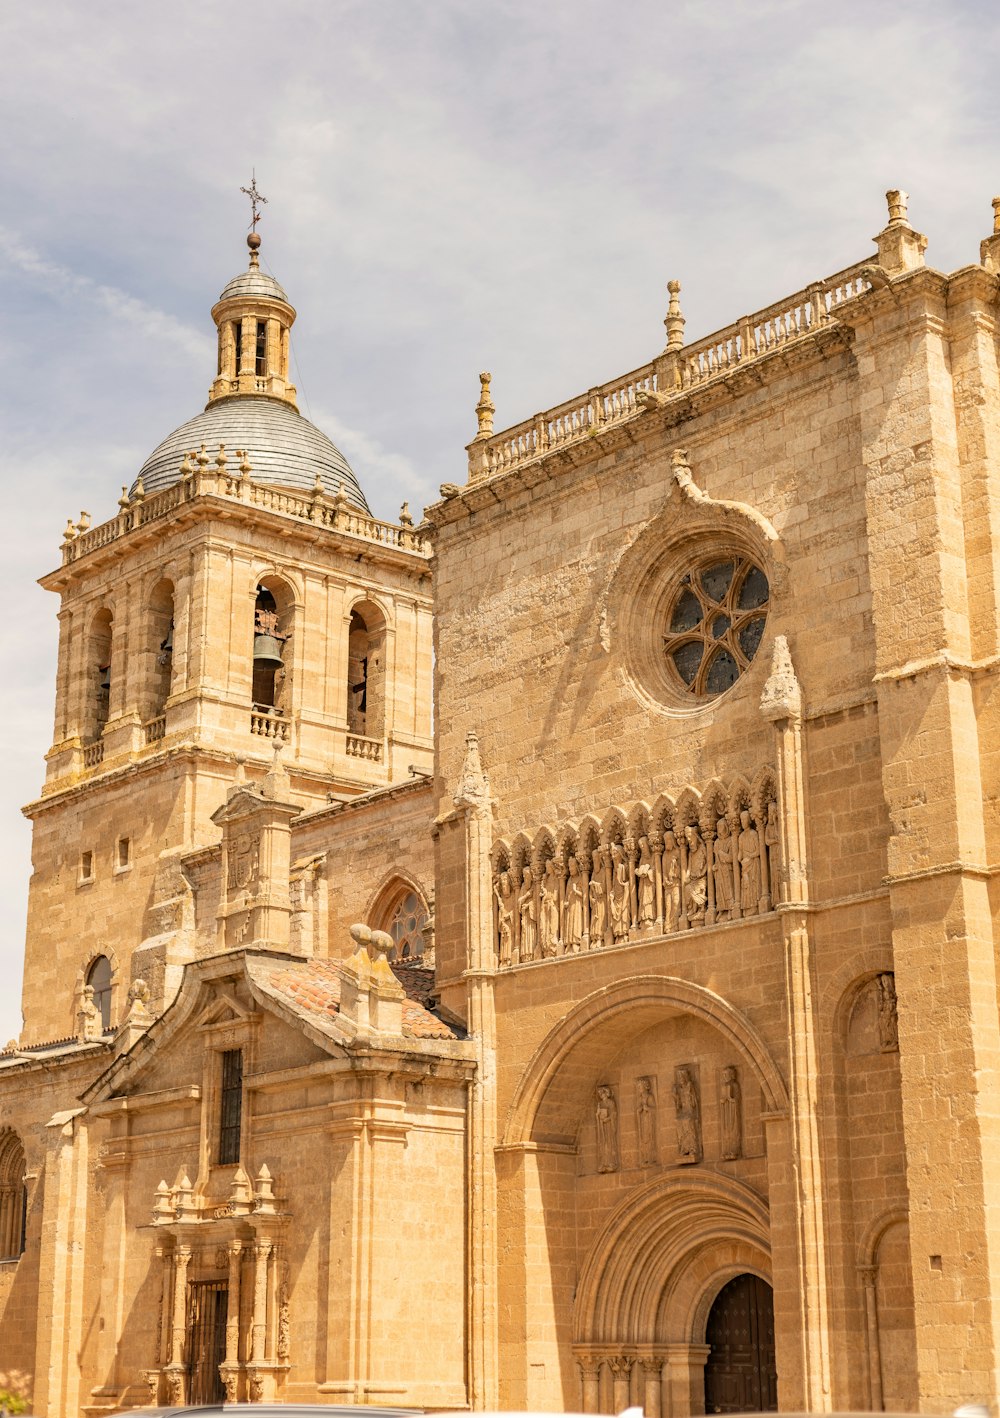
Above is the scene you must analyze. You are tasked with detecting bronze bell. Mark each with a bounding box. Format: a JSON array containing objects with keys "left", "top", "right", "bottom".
[
  {"left": 253, "top": 633, "right": 284, "bottom": 669},
  {"left": 159, "top": 622, "right": 173, "bottom": 655},
  {"left": 99, "top": 663, "right": 111, "bottom": 693}
]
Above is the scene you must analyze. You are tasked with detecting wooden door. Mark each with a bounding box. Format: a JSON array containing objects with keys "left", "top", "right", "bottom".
[
  {"left": 186, "top": 1279, "right": 228, "bottom": 1405},
  {"left": 704, "top": 1273, "right": 777, "bottom": 1413}
]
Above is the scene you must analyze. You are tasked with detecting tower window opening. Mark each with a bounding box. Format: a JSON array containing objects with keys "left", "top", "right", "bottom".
[
  {"left": 255, "top": 320, "right": 267, "bottom": 377},
  {"left": 116, "top": 836, "right": 131, "bottom": 870},
  {"left": 347, "top": 604, "right": 386, "bottom": 740},
  {"left": 218, "top": 1048, "right": 243, "bottom": 1165},
  {"left": 86, "top": 955, "right": 113, "bottom": 1032},
  {"left": 79, "top": 850, "right": 94, "bottom": 883},
  {"left": 252, "top": 585, "right": 285, "bottom": 710},
  {"left": 233, "top": 321, "right": 243, "bottom": 376}
]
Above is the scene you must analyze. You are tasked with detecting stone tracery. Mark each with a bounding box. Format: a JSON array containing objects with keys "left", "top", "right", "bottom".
[{"left": 491, "top": 770, "right": 780, "bottom": 967}]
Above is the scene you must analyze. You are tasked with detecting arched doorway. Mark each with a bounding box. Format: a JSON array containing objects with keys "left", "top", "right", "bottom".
[{"left": 704, "top": 1273, "right": 776, "bottom": 1414}]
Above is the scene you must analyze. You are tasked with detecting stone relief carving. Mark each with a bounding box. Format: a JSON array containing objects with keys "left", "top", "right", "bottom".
[
  {"left": 277, "top": 1262, "right": 291, "bottom": 1362},
  {"left": 595, "top": 1084, "right": 620, "bottom": 1173},
  {"left": 635, "top": 1076, "right": 658, "bottom": 1165},
  {"left": 227, "top": 829, "right": 261, "bottom": 891},
  {"left": 876, "top": 972, "right": 899, "bottom": 1052},
  {"left": 720, "top": 1064, "right": 743, "bottom": 1161},
  {"left": 563, "top": 856, "right": 585, "bottom": 952},
  {"left": 490, "top": 770, "right": 779, "bottom": 968},
  {"left": 493, "top": 868, "right": 515, "bottom": 967},
  {"left": 673, "top": 1064, "right": 702, "bottom": 1164}
]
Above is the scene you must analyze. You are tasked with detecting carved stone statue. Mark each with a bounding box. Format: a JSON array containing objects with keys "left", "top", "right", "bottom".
[
  {"left": 610, "top": 843, "right": 630, "bottom": 941},
  {"left": 588, "top": 853, "right": 607, "bottom": 947},
  {"left": 636, "top": 1076, "right": 658, "bottom": 1165},
  {"left": 595, "top": 1084, "right": 620, "bottom": 1172},
  {"left": 738, "top": 808, "right": 762, "bottom": 915},
  {"left": 720, "top": 1064, "right": 742, "bottom": 1160},
  {"left": 683, "top": 826, "right": 708, "bottom": 925},
  {"left": 563, "top": 856, "right": 584, "bottom": 952},
  {"left": 713, "top": 817, "right": 735, "bottom": 920},
  {"left": 539, "top": 858, "right": 560, "bottom": 957},
  {"left": 518, "top": 866, "right": 538, "bottom": 962},
  {"left": 876, "top": 971, "right": 899, "bottom": 1051},
  {"left": 77, "top": 983, "right": 102, "bottom": 1041},
  {"left": 673, "top": 1064, "right": 702, "bottom": 1163},
  {"left": 635, "top": 836, "right": 656, "bottom": 928},
  {"left": 764, "top": 799, "right": 780, "bottom": 903},
  {"left": 494, "top": 868, "right": 515, "bottom": 966},
  {"left": 662, "top": 830, "right": 681, "bottom": 932}
]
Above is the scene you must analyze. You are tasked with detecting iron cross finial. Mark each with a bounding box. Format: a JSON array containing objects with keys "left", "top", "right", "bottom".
[{"left": 240, "top": 170, "right": 268, "bottom": 231}]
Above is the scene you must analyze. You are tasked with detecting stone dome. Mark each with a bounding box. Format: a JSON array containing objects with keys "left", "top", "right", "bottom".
[
  {"left": 135, "top": 397, "right": 370, "bottom": 511},
  {"left": 216, "top": 267, "right": 289, "bottom": 304}
]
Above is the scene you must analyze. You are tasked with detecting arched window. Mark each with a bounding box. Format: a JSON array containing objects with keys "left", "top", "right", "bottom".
[
  {"left": 252, "top": 579, "right": 293, "bottom": 711},
  {"left": 87, "top": 955, "right": 113, "bottom": 1032},
  {"left": 88, "top": 607, "right": 114, "bottom": 740},
  {"left": 0, "top": 1130, "right": 27, "bottom": 1262},
  {"left": 347, "top": 602, "right": 386, "bottom": 740},
  {"left": 147, "top": 578, "right": 174, "bottom": 722},
  {"left": 255, "top": 320, "right": 268, "bottom": 377},
  {"left": 374, "top": 883, "right": 429, "bottom": 960}
]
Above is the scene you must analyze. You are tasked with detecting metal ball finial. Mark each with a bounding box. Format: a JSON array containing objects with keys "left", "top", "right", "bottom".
[{"left": 247, "top": 231, "right": 262, "bottom": 251}]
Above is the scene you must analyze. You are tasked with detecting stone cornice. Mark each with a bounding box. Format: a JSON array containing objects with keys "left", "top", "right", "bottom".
[{"left": 426, "top": 323, "right": 855, "bottom": 532}]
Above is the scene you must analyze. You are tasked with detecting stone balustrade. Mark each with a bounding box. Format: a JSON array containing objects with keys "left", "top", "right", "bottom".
[
  {"left": 82, "top": 741, "right": 105, "bottom": 769},
  {"left": 144, "top": 715, "right": 166, "bottom": 745},
  {"left": 250, "top": 708, "right": 289, "bottom": 741},
  {"left": 469, "top": 259, "right": 872, "bottom": 481},
  {"left": 346, "top": 732, "right": 383, "bottom": 762},
  {"left": 60, "top": 462, "right": 431, "bottom": 567}
]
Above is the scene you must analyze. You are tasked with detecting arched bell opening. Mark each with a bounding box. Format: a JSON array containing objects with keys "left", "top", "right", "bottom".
[
  {"left": 347, "top": 600, "right": 387, "bottom": 741},
  {"left": 252, "top": 577, "right": 294, "bottom": 713},
  {"left": 87, "top": 606, "right": 114, "bottom": 742},
  {"left": 147, "top": 577, "right": 175, "bottom": 722}
]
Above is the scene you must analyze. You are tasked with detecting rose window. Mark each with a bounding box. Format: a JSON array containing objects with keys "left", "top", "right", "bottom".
[{"left": 663, "top": 556, "right": 769, "bottom": 697}]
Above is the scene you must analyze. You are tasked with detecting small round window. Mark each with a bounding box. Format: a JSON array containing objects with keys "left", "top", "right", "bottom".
[{"left": 663, "top": 555, "right": 769, "bottom": 698}]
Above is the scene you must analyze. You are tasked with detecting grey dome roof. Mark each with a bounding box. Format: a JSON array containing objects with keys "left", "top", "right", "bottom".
[
  {"left": 135, "top": 397, "right": 370, "bottom": 511},
  {"left": 216, "top": 267, "right": 289, "bottom": 303}
]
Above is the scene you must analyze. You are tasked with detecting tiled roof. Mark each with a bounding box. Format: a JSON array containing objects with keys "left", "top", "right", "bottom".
[{"left": 259, "top": 957, "right": 457, "bottom": 1041}]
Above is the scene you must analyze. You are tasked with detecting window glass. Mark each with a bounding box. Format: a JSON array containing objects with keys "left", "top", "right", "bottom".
[{"left": 662, "top": 554, "right": 769, "bottom": 700}]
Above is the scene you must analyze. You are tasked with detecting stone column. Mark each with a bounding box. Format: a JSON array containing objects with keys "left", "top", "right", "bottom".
[
  {"left": 859, "top": 1264, "right": 883, "bottom": 1412},
  {"left": 609, "top": 1355, "right": 632, "bottom": 1412},
  {"left": 640, "top": 1354, "right": 664, "bottom": 1418},
  {"left": 32, "top": 1109, "right": 89, "bottom": 1418},
  {"left": 251, "top": 1239, "right": 272, "bottom": 1365},
  {"left": 760, "top": 637, "right": 832, "bottom": 1412},
  {"left": 157, "top": 1246, "right": 173, "bottom": 1366},
  {"left": 225, "top": 1239, "right": 243, "bottom": 1365},
  {"left": 577, "top": 1353, "right": 602, "bottom": 1414},
  {"left": 454, "top": 732, "right": 499, "bottom": 1408},
  {"left": 170, "top": 1244, "right": 191, "bottom": 1367}
]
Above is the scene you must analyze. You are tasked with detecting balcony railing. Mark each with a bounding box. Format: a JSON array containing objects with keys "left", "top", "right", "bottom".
[
  {"left": 250, "top": 708, "right": 289, "bottom": 741},
  {"left": 144, "top": 715, "right": 166, "bottom": 745},
  {"left": 469, "top": 259, "right": 873, "bottom": 482},
  {"left": 346, "top": 733, "right": 383, "bottom": 762},
  {"left": 82, "top": 741, "right": 105, "bottom": 769},
  {"left": 60, "top": 466, "right": 431, "bottom": 567}
]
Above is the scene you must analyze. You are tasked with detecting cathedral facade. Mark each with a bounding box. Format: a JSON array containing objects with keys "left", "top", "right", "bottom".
[{"left": 3, "top": 191, "right": 1000, "bottom": 1415}]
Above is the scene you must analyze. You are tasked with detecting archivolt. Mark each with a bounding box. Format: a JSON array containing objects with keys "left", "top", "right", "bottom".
[
  {"left": 501, "top": 974, "right": 788, "bottom": 1148},
  {"left": 574, "top": 1169, "right": 771, "bottom": 1345}
]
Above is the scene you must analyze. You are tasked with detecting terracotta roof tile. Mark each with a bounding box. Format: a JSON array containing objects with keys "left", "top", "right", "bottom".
[{"left": 260, "top": 957, "right": 457, "bottom": 1040}]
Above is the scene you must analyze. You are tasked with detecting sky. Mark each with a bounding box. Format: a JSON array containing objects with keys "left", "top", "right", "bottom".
[{"left": 1, "top": 0, "right": 999, "bottom": 1045}]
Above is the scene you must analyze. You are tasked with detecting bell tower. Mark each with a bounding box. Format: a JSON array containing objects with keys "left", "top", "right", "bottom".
[{"left": 19, "top": 231, "right": 432, "bottom": 1047}]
